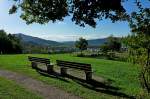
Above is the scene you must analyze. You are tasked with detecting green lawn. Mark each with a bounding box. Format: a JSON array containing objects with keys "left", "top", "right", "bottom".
[
  {"left": 0, "top": 77, "right": 42, "bottom": 99},
  {"left": 0, "top": 54, "right": 144, "bottom": 99}
]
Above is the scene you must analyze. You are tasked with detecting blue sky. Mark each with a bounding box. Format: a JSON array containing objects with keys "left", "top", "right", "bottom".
[{"left": 0, "top": 0, "right": 150, "bottom": 41}]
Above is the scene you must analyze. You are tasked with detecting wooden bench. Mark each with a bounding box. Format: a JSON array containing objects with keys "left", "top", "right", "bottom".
[
  {"left": 28, "top": 56, "right": 53, "bottom": 73},
  {"left": 56, "top": 60, "right": 92, "bottom": 81}
]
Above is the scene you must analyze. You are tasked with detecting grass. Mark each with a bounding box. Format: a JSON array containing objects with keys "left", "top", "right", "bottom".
[
  {"left": 0, "top": 54, "right": 145, "bottom": 99},
  {"left": 0, "top": 77, "right": 42, "bottom": 99}
]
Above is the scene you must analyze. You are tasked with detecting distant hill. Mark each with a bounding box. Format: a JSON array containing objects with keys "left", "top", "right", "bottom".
[
  {"left": 88, "top": 38, "right": 107, "bottom": 46},
  {"left": 14, "top": 33, "right": 107, "bottom": 47},
  {"left": 63, "top": 38, "right": 107, "bottom": 46},
  {"left": 14, "top": 33, "right": 62, "bottom": 46}
]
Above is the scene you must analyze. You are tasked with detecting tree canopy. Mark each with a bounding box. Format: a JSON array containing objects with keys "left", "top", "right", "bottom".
[
  {"left": 123, "top": 7, "right": 150, "bottom": 93},
  {"left": 100, "top": 36, "right": 121, "bottom": 52},
  {"left": 75, "top": 37, "right": 88, "bottom": 53},
  {"left": 0, "top": 30, "right": 22, "bottom": 54},
  {"left": 9, "top": 0, "right": 131, "bottom": 27}
]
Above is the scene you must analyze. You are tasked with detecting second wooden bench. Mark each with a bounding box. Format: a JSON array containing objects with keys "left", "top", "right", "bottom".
[{"left": 56, "top": 60, "right": 92, "bottom": 81}]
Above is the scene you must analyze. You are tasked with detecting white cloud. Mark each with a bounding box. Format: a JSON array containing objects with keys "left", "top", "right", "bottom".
[{"left": 56, "top": 21, "right": 66, "bottom": 25}]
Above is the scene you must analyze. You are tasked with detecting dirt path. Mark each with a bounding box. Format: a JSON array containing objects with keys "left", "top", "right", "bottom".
[{"left": 0, "top": 69, "right": 81, "bottom": 99}]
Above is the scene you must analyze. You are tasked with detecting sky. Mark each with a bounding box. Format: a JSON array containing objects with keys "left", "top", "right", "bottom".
[{"left": 0, "top": 0, "right": 150, "bottom": 42}]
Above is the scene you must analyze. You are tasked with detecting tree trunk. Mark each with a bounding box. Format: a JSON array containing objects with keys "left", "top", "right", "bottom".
[{"left": 141, "top": 48, "right": 150, "bottom": 93}]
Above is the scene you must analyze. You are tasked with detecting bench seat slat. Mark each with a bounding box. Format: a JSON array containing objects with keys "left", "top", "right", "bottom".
[
  {"left": 28, "top": 56, "right": 50, "bottom": 64},
  {"left": 29, "top": 57, "right": 49, "bottom": 61},
  {"left": 57, "top": 64, "right": 91, "bottom": 71},
  {"left": 28, "top": 56, "right": 50, "bottom": 60},
  {"left": 28, "top": 56, "right": 49, "bottom": 60},
  {"left": 56, "top": 60, "right": 92, "bottom": 71},
  {"left": 29, "top": 59, "right": 50, "bottom": 64},
  {"left": 57, "top": 62, "right": 91, "bottom": 68},
  {"left": 56, "top": 60, "right": 91, "bottom": 66},
  {"left": 29, "top": 58, "right": 50, "bottom": 62},
  {"left": 57, "top": 63, "right": 91, "bottom": 71}
]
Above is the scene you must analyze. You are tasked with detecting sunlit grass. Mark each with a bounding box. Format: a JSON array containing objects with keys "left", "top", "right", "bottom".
[{"left": 0, "top": 54, "right": 143, "bottom": 99}]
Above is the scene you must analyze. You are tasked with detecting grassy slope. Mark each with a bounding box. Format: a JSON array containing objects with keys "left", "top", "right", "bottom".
[
  {"left": 0, "top": 77, "right": 42, "bottom": 99},
  {"left": 0, "top": 54, "right": 142, "bottom": 99}
]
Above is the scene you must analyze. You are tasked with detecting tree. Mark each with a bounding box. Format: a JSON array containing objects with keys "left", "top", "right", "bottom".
[
  {"left": 100, "top": 35, "right": 121, "bottom": 52},
  {"left": 124, "top": 8, "right": 150, "bottom": 93},
  {"left": 107, "top": 35, "right": 121, "bottom": 52},
  {"left": 75, "top": 37, "right": 88, "bottom": 54},
  {"left": 9, "top": 0, "right": 130, "bottom": 27},
  {"left": 0, "top": 30, "right": 22, "bottom": 54},
  {"left": 0, "top": 30, "right": 10, "bottom": 54},
  {"left": 100, "top": 43, "right": 110, "bottom": 55},
  {"left": 100, "top": 35, "right": 121, "bottom": 59},
  {"left": 8, "top": 34, "right": 23, "bottom": 54}
]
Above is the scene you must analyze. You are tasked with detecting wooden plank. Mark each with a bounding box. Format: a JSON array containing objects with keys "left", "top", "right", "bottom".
[
  {"left": 56, "top": 60, "right": 91, "bottom": 68},
  {"left": 28, "top": 56, "right": 50, "bottom": 64},
  {"left": 28, "top": 56, "right": 50, "bottom": 61},
  {"left": 28, "top": 57, "right": 50, "bottom": 62},
  {"left": 56, "top": 60, "right": 92, "bottom": 71},
  {"left": 58, "top": 64, "right": 91, "bottom": 71},
  {"left": 29, "top": 59, "right": 50, "bottom": 64},
  {"left": 57, "top": 62, "right": 91, "bottom": 68},
  {"left": 57, "top": 63, "right": 91, "bottom": 70},
  {"left": 56, "top": 60, "right": 90, "bottom": 66},
  {"left": 29, "top": 60, "right": 50, "bottom": 64}
]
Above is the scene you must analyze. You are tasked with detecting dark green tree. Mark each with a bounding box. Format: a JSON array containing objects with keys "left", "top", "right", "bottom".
[
  {"left": 9, "top": 0, "right": 130, "bottom": 27},
  {"left": 75, "top": 37, "right": 88, "bottom": 54},
  {"left": 0, "top": 30, "right": 10, "bottom": 54},
  {"left": 124, "top": 8, "right": 150, "bottom": 93},
  {"left": 100, "top": 43, "right": 110, "bottom": 55},
  {"left": 107, "top": 35, "right": 121, "bottom": 52},
  {"left": 100, "top": 35, "right": 121, "bottom": 52},
  {"left": 0, "top": 30, "right": 22, "bottom": 54},
  {"left": 8, "top": 34, "right": 23, "bottom": 54},
  {"left": 100, "top": 35, "right": 121, "bottom": 59}
]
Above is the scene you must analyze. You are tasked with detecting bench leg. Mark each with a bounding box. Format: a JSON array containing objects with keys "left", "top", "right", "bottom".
[
  {"left": 85, "top": 72, "right": 92, "bottom": 81},
  {"left": 47, "top": 65, "right": 53, "bottom": 73},
  {"left": 31, "top": 62, "right": 37, "bottom": 69},
  {"left": 60, "top": 68, "right": 67, "bottom": 76}
]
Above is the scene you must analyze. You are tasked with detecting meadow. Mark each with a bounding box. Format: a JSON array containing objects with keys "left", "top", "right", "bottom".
[{"left": 0, "top": 54, "right": 143, "bottom": 99}]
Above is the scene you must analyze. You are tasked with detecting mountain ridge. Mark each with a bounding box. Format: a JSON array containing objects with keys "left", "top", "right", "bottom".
[
  {"left": 14, "top": 33, "right": 62, "bottom": 46},
  {"left": 14, "top": 33, "right": 107, "bottom": 47}
]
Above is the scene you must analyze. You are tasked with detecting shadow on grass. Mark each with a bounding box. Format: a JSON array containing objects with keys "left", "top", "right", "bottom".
[
  {"left": 35, "top": 67, "right": 69, "bottom": 83},
  {"left": 35, "top": 67, "right": 135, "bottom": 99}
]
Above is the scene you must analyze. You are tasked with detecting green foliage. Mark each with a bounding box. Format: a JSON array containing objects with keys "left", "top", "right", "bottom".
[
  {"left": 9, "top": 0, "right": 129, "bottom": 27},
  {"left": 100, "top": 43, "right": 110, "bottom": 55},
  {"left": 9, "top": 5, "right": 17, "bottom": 14},
  {"left": 107, "top": 36, "right": 122, "bottom": 51},
  {"left": 75, "top": 37, "right": 88, "bottom": 54},
  {"left": 100, "top": 36, "right": 121, "bottom": 58},
  {"left": 0, "top": 30, "right": 22, "bottom": 54},
  {"left": 100, "top": 36, "right": 121, "bottom": 52},
  {"left": 124, "top": 8, "right": 150, "bottom": 93}
]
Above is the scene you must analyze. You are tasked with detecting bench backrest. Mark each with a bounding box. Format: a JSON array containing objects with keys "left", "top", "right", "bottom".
[
  {"left": 56, "top": 60, "right": 91, "bottom": 72},
  {"left": 28, "top": 56, "right": 50, "bottom": 65}
]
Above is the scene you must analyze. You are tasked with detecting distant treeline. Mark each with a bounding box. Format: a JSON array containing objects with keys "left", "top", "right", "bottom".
[{"left": 0, "top": 30, "right": 22, "bottom": 54}]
